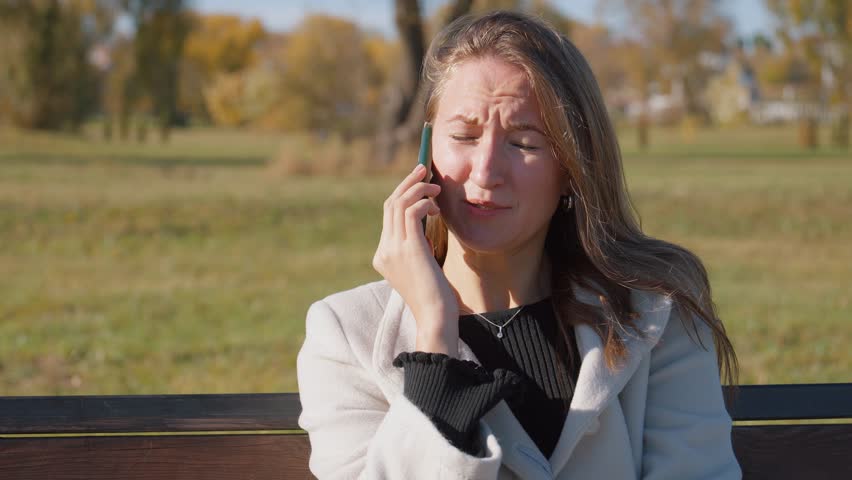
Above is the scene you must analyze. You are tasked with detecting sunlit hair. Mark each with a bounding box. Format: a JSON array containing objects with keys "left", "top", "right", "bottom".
[{"left": 422, "top": 11, "right": 737, "bottom": 389}]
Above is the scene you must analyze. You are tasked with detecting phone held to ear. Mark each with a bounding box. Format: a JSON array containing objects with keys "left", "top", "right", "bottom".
[{"left": 418, "top": 122, "right": 433, "bottom": 234}]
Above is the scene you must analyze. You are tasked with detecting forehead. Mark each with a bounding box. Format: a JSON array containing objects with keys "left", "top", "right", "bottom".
[{"left": 436, "top": 56, "right": 540, "bottom": 121}]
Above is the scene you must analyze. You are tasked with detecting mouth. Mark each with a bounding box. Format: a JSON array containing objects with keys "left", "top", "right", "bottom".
[{"left": 464, "top": 200, "right": 511, "bottom": 210}]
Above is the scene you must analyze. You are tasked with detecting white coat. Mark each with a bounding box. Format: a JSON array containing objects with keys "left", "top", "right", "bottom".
[{"left": 296, "top": 279, "right": 741, "bottom": 479}]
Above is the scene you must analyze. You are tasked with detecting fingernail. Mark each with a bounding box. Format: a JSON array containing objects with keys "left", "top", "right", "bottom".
[{"left": 414, "top": 164, "right": 424, "bottom": 172}]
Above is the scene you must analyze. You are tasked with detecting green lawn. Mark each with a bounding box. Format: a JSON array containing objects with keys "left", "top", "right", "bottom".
[{"left": 0, "top": 124, "right": 849, "bottom": 394}]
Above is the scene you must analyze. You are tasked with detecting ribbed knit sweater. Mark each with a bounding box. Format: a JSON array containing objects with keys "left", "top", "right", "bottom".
[{"left": 392, "top": 296, "right": 581, "bottom": 458}]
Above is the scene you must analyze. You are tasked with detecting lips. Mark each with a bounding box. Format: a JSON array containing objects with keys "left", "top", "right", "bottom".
[
  {"left": 463, "top": 199, "right": 511, "bottom": 219},
  {"left": 465, "top": 199, "right": 510, "bottom": 210}
]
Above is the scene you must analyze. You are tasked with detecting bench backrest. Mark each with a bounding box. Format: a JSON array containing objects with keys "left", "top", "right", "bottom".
[{"left": 1, "top": 384, "right": 850, "bottom": 479}]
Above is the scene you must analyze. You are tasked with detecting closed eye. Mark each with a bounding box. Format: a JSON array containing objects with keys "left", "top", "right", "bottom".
[
  {"left": 451, "top": 135, "right": 539, "bottom": 151},
  {"left": 512, "top": 142, "right": 539, "bottom": 151}
]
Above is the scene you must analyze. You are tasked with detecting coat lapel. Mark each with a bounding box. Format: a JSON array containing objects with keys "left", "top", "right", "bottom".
[
  {"left": 549, "top": 289, "right": 673, "bottom": 476},
  {"left": 372, "top": 287, "right": 673, "bottom": 479}
]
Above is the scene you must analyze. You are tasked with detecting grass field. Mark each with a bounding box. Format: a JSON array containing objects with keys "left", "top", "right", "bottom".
[{"left": 0, "top": 124, "right": 849, "bottom": 395}]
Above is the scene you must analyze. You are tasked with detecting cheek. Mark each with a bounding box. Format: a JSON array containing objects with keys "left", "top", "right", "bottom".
[
  {"left": 515, "top": 157, "right": 563, "bottom": 206},
  {"left": 431, "top": 141, "right": 465, "bottom": 176},
  {"left": 431, "top": 144, "right": 468, "bottom": 192},
  {"left": 430, "top": 149, "right": 465, "bottom": 213},
  {"left": 516, "top": 151, "right": 560, "bottom": 182}
]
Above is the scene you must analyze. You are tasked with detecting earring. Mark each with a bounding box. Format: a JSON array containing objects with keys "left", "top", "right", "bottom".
[{"left": 560, "top": 194, "right": 573, "bottom": 212}]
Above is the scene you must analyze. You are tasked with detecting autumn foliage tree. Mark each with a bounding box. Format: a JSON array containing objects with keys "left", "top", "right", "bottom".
[
  {"left": 123, "top": 0, "right": 193, "bottom": 142},
  {"left": 0, "top": 0, "right": 109, "bottom": 131},
  {"left": 767, "top": 0, "right": 850, "bottom": 148},
  {"left": 102, "top": 36, "right": 141, "bottom": 140},
  {"left": 182, "top": 14, "right": 266, "bottom": 120},
  {"left": 202, "top": 15, "right": 393, "bottom": 138},
  {"left": 277, "top": 15, "right": 384, "bottom": 138}
]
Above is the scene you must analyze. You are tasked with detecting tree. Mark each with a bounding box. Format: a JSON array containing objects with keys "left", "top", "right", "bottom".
[
  {"left": 528, "top": 0, "right": 574, "bottom": 36},
  {"left": 181, "top": 14, "right": 266, "bottom": 121},
  {"left": 568, "top": 22, "right": 626, "bottom": 111},
  {"left": 0, "top": 0, "right": 109, "bottom": 131},
  {"left": 601, "top": 0, "right": 732, "bottom": 124},
  {"left": 184, "top": 14, "right": 265, "bottom": 75},
  {"left": 766, "top": 0, "right": 850, "bottom": 148},
  {"left": 201, "top": 15, "right": 392, "bottom": 136},
  {"left": 202, "top": 71, "right": 248, "bottom": 127},
  {"left": 619, "top": 39, "right": 660, "bottom": 148},
  {"left": 201, "top": 31, "right": 288, "bottom": 129},
  {"left": 121, "top": 0, "right": 193, "bottom": 142},
  {"left": 102, "top": 36, "right": 143, "bottom": 140},
  {"left": 374, "top": 0, "right": 474, "bottom": 167},
  {"left": 276, "top": 15, "right": 383, "bottom": 138},
  {"left": 753, "top": 48, "right": 817, "bottom": 99}
]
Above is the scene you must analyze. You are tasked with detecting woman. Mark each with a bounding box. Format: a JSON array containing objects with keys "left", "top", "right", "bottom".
[{"left": 297, "top": 11, "right": 740, "bottom": 480}]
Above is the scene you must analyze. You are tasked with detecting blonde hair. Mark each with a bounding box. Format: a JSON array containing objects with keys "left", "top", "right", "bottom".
[{"left": 422, "top": 11, "right": 737, "bottom": 387}]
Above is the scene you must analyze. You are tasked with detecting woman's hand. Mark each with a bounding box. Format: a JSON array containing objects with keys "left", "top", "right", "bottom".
[{"left": 372, "top": 164, "right": 460, "bottom": 356}]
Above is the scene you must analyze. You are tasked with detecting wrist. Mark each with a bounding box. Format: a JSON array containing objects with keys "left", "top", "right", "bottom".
[
  {"left": 415, "top": 336, "right": 455, "bottom": 357},
  {"left": 415, "top": 323, "right": 458, "bottom": 357}
]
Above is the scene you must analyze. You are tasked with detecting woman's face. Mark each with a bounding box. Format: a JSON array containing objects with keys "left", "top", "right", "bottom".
[{"left": 431, "top": 56, "right": 567, "bottom": 255}]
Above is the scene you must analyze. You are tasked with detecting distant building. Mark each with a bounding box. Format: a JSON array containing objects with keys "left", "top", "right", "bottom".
[
  {"left": 623, "top": 80, "right": 686, "bottom": 125},
  {"left": 704, "top": 57, "right": 761, "bottom": 124}
]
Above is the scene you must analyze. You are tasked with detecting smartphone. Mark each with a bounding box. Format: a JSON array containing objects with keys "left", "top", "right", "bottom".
[{"left": 417, "top": 122, "right": 433, "bottom": 234}]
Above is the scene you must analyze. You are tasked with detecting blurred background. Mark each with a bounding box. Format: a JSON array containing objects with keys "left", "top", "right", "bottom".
[{"left": 0, "top": 0, "right": 849, "bottom": 395}]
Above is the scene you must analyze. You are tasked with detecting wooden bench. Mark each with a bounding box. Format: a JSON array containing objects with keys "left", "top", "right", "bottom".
[{"left": 1, "top": 384, "right": 850, "bottom": 479}]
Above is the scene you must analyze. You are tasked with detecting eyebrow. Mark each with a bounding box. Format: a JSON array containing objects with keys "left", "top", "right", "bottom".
[{"left": 447, "top": 114, "right": 546, "bottom": 136}]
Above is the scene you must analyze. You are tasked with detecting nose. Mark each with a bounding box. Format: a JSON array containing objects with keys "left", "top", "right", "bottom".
[{"left": 469, "top": 133, "right": 505, "bottom": 189}]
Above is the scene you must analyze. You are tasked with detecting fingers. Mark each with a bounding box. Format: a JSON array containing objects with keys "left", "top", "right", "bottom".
[
  {"left": 389, "top": 164, "right": 428, "bottom": 203},
  {"left": 397, "top": 181, "right": 440, "bottom": 212},
  {"left": 393, "top": 182, "right": 440, "bottom": 240},
  {"left": 403, "top": 198, "right": 440, "bottom": 240},
  {"left": 384, "top": 165, "right": 428, "bottom": 238},
  {"left": 375, "top": 165, "right": 440, "bottom": 275}
]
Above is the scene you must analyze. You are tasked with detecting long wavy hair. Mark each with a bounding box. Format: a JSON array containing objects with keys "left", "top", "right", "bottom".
[{"left": 422, "top": 11, "right": 737, "bottom": 388}]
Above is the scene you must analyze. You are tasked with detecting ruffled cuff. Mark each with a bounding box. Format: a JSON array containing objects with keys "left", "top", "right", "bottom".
[{"left": 393, "top": 351, "right": 525, "bottom": 456}]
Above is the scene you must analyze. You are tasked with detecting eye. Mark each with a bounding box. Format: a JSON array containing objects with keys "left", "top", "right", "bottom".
[
  {"left": 511, "top": 142, "right": 539, "bottom": 151},
  {"left": 451, "top": 135, "right": 477, "bottom": 142}
]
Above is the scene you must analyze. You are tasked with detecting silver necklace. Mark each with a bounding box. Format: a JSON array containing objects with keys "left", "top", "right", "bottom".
[{"left": 462, "top": 305, "right": 525, "bottom": 339}]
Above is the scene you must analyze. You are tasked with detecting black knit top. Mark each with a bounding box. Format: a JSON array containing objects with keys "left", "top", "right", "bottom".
[{"left": 393, "top": 296, "right": 581, "bottom": 458}]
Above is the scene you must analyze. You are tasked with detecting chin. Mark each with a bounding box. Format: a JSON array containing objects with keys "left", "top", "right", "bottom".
[
  {"left": 446, "top": 211, "right": 551, "bottom": 257},
  {"left": 448, "top": 223, "right": 519, "bottom": 254}
]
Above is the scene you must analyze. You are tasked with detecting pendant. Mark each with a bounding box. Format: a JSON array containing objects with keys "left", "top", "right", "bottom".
[{"left": 497, "top": 326, "right": 504, "bottom": 339}]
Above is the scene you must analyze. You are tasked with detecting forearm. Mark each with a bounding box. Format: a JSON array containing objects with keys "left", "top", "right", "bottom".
[{"left": 414, "top": 309, "right": 459, "bottom": 357}]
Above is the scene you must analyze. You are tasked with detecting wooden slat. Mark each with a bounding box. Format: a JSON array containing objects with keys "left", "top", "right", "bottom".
[
  {"left": 0, "top": 393, "right": 301, "bottom": 434},
  {"left": 1, "top": 384, "right": 851, "bottom": 435},
  {"left": 733, "top": 424, "right": 852, "bottom": 479},
  {"left": 2, "top": 425, "right": 850, "bottom": 480},
  {"left": 726, "top": 384, "right": 852, "bottom": 421},
  {"left": 0, "top": 434, "right": 313, "bottom": 480}
]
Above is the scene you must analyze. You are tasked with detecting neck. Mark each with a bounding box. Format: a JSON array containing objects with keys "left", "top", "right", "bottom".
[{"left": 442, "top": 231, "right": 552, "bottom": 315}]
